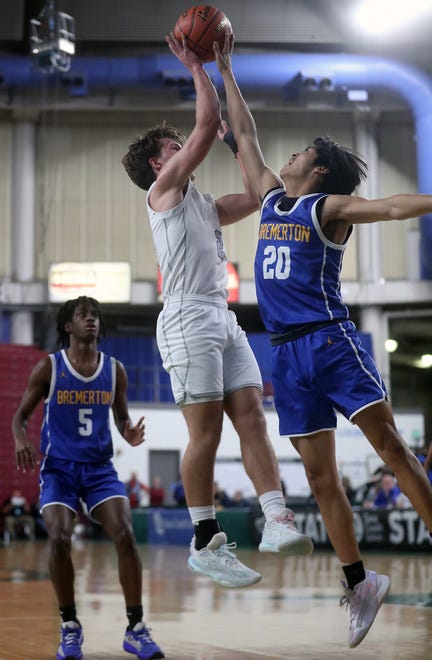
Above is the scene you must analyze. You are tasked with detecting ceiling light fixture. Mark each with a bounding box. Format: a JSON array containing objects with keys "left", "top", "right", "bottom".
[{"left": 353, "top": 0, "right": 430, "bottom": 36}]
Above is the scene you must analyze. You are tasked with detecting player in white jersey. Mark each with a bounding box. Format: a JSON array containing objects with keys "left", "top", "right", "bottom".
[
  {"left": 215, "top": 33, "right": 432, "bottom": 646},
  {"left": 122, "top": 33, "right": 313, "bottom": 589},
  {"left": 12, "top": 296, "right": 164, "bottom": 660}
]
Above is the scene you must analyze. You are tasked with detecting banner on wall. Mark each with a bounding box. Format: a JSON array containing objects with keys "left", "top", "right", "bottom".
[
  {"left": 48, "top": 261, "right": 131, "bottom": 303},
  {"left": 250, "top": 506, "right": 432, "bottom": 551},
  {"left": 147, "top": 508, "right": 193, "bottom": 545}
]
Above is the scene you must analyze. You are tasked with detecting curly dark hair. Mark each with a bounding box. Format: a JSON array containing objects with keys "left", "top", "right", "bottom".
[
  {"left": 121, "top": 123, "right": 186, "bottom": 191},
  {"left": 56, "top": 296, "right": 105, "bottom": 348},
  {"left": 312, "top": 136, "right": 367, "bottom": 195}
]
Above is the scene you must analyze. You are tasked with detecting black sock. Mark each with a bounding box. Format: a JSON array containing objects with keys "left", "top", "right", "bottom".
[
  {"left": 194, "top": 519, "right": 221, "bottom": 550},
  {"left": 59, "top": 605, "right": 79, "bottom": 625},
  {"left": 343, "top": 561, "right": 366, "bottom": 590},
  {"left": 126, "top": 604, "right": 143, "bottom": 630}
]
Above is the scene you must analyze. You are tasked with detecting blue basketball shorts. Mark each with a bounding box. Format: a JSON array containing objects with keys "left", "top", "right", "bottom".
[
  {"left": 272, "top": 320, "right": 388, "bottom": 437},
  {"left": 39, "top": 456, "right": 128, "bottom": 520}
]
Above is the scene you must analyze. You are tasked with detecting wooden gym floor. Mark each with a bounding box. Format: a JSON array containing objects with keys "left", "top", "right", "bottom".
[{"left": 0, "top": 539, "right": 431, "bottom": 659}]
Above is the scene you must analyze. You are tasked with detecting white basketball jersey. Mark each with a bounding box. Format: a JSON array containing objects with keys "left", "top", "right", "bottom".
[{"left": 147, "top": 181, "right": 228, "bottom": 302}]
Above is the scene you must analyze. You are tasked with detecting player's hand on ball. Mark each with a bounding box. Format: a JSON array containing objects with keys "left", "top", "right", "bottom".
[
  {"left": 214, "top": 31, "right": 234, "bottom": 73},
  {"left": 166, "top": 31, "right": 202, "bottom": 69}
]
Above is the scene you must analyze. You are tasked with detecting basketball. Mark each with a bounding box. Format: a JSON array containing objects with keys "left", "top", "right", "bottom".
[{"left": 173, "top": 5, "right": 232, "bottom": 63}]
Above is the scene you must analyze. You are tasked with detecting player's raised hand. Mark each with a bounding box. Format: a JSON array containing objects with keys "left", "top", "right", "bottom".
[
  {"left": 166, "top": 31, "right": 202, "bottom": 69},
  {"left": 214, "top": 30, "right": 234, "bottom": 74}
]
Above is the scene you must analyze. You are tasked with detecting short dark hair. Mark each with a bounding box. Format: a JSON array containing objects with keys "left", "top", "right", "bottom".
[
  {"left": 56, "top": 296, "right": 105, "bottom": 347},
  {"left": 312, "top": 136, "right": 367, "bottom": 195},
  {"left": 122, "top": 124, "right": 186, "bottom": 191}
]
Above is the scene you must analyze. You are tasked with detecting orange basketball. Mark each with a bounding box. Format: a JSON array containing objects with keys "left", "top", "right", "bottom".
[{"left": 173, "top": 5, "right": 232, "bottom": 63}]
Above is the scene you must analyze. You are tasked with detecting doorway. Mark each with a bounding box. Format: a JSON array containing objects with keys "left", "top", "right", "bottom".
[{"left": 149, "top": 449, "right": 181, "bottom": 506}]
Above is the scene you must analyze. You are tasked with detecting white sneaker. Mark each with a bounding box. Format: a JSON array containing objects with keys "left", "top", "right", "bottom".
[
  {"left": 188, "top": 532, "right": 262, "bottom": 588},
  {"left": 258, "top": 509, "right": 314, "bottom": 556},
  {"left": 340, "top": 570, "right": 390, "bottom": 648}
]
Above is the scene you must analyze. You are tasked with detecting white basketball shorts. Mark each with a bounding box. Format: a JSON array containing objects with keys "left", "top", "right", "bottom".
[{"left": 156, "top": 297, "right": 263, "bottom": 406}]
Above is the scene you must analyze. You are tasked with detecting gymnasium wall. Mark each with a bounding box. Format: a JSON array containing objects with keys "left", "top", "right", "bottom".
[
  {"left": 0, "top": 121, "right": 11, "bottom": 278},
  {"left": 0, "top": 345, "right": 45, "bottom": 507},
  {"left": 111, "top": 405, "right": 424, "bottom": 499},
  {"left": 0, "top": 109, "right": 417, "bottom": 284}
]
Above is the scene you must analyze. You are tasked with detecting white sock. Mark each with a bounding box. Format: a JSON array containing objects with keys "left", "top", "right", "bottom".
[
  {"left": 258, "top": 490, "right": 286, "bottom": 521},
  {"left": 188, "top": 505, "right": 216, "bottom": 525}
]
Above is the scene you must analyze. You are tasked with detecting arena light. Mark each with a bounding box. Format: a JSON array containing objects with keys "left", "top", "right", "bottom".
[
  {"left": 227, "top": 262, "right": 240, "bottom": 303},
  {"left": 353, "top": 0, "right": 431, "bottom": 35},
  {"left": 419, "top": 354, "right": 432, "bottom": 369},
  {"left": 384, "top": 339, "right": 398, "bottom": 353},
  {"left": 347, "top": 89, "right": 368, "bottom": 103},
  {"left": 30, "top": 0, "right": 75, "bottom": 72}
]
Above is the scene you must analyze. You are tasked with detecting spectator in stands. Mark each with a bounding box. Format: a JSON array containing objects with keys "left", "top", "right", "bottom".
[
  {"left": 395, "top": 491, "right": 412, "bottom": 509},
  {"left": 420, "top": 442, "right": 432, "bottom": 483},
  {"left": 171, "top": 476, "right": 187, "bottom": 507},
  {"left": 341, "top": 476, "right": 357, "bottom": 506},
  {"left": 11, "top": 295, "right": 163, "bottom": 660},
  {"left": 125, "top": 471, "right": 149, "bottom": 509},
  {"left": 213, "top": 481, "right": 232, "bottom": 509},
  {"left": 370, "top": 473, "right": 401, "bottom": 509},
  {"left": 359, "top": 465, "right": 392, "bottom": 508},
  {"left": 226, "top": 489, "right": 249, "bottom": 508},
  {"left": 30, "top": 498, "right": 48, "bottom": 539},
  {"left": 2, "top": 489, "right": 35, "bottom": 542},
  {"left": 149, "top": 476, "right": 165, "bottom": 507},
  {"left": 262, "top": 381, "right": 274, "bottom": 407}
]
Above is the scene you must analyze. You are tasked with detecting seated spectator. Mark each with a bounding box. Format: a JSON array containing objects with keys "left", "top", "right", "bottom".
[
  {"left": 262, "top": 381, "right": 274, "bottom": 407},
  {"left": 171, "top": 477, "right": 187, "bottom": 507},
  {"left": 213, "top": 481, "right": 231, "bottom": 509},
  {"left": 31, "top": 499, "right": 48, "bottom": 539},
  {"left": 359, "top": 464, "right": 393, "bottom": 507},
  {"left": 149, "top": 476, "right": 165, "bottom": 507},
  {"left": 419, "top": 442, "right": 432, "bottom": 483},
  {"left": 2, "top": 489, "right": 35, "bottom": 542},
  {"left": 124, "top": 471, "right": 149, "bottom": 509},
  {"left": 341, "top": 475, "right": 357, "bottom": 505},
  {"left": 226, "top": 489, "right": 249, "bottom": 507},
  {"left": 395, "top": 491, "right": 412, "bottom": 509},
  {"left": 371, "top": 473, "right": 401, "bottom": 509}
]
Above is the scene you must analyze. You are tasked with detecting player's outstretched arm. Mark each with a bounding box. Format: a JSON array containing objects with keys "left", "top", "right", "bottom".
[
  {"left": 159, "top": 32, "right": 221, "bottom": 187},
  {"left": 323, "top": 192, "right": 432, "bottom": 226},
  {"left": 214, "top": 35, "right": 280, "bottom": 200},
  {"left": 216, "top": 119, "right": 259, "bottom": 226}
]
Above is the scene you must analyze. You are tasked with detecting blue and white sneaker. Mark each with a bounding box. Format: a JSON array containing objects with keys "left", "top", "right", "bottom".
[
  {"left": 188, "top": 532, "right": 262, "bottom": 588},
  {"left": 259, "top": 509, "right": 314, "bottom": 556},
  {"left": 56, "top": 621, "right": 83, "bottom": 660},
  {"left": 123, "top": 622, "right": 165, "bottom": 659}
]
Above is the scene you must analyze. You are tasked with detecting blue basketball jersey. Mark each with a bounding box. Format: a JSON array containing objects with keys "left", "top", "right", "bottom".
[
  {"left": 41, "top": 350, "right": 116, "bottom": 462},
  {"left": 254, "top": 189, "right": 349, "bottom": 334}
]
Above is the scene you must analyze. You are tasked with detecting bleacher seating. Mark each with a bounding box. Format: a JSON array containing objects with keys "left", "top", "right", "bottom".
[{"left": 0, "top": 345, "right": 46, "bottom": 508}]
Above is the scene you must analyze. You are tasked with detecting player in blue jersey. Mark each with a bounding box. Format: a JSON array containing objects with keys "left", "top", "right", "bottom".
[
  {"left": 215, "top": 35, "right": 432, "bottom": 648},
  {"left": 12, "top": 296, "right": 164, "bottom": 660}
]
